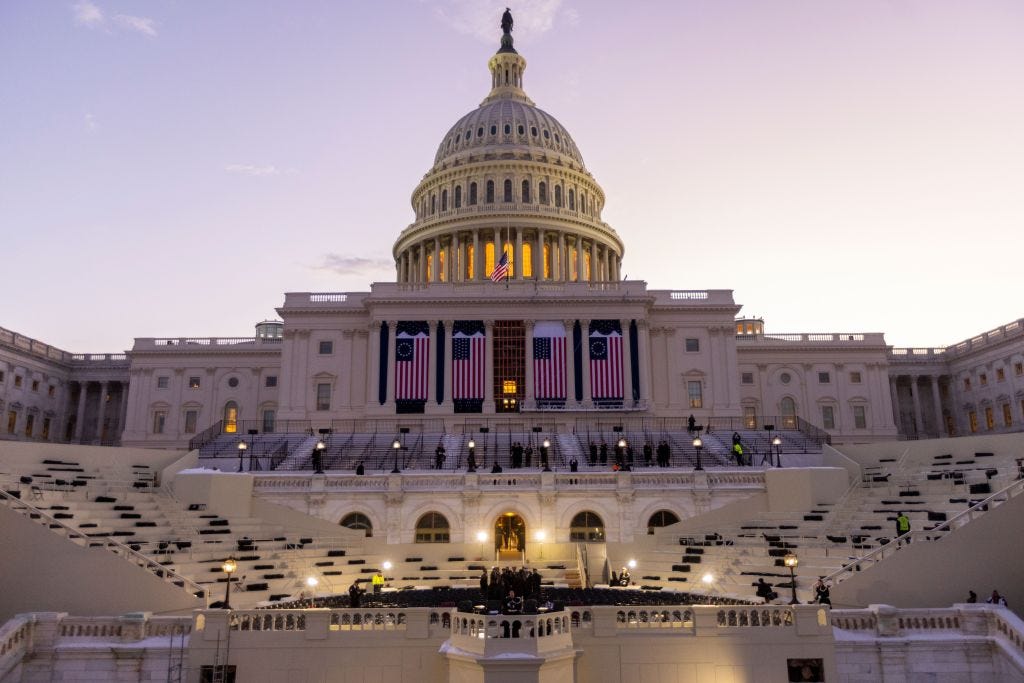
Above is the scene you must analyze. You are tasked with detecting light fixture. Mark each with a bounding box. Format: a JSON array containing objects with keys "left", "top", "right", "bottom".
[
  {"left": 382, "top": 560, "right": 393, "bottom": 570},
  {"left": 542, "top": 439, "right": 550, "bottom": 448},
  {"left": 535, "top": 530, "right": 547, "bottom": 559},
  {"left": 617, "top": 438, "right": 626, "bottom": 449},
  {"left": 236, "top": 441, "right": 247, "bottom": 472},
  {"left": 391, "top": 439, "right": 401, "bottom": 473},
  {"left": 627, "top": 559, "right": 637, "bottom": 569},
  {"left": 305, "top": 576, "right": 319, "bottom": 588},
  {"left": 692, "top": 437, "right": 704, "bottom": 471},
  {"left": 784, "top": 553, "right": 799, "bottom": 604},
  {"left": 702, "top": 572, "right": 714, "bottom": 584},
  {"left": 475, "top": 531, "right": 488, "bottom": 543},
  {"left": 221, "top": 557, "right": 238, "bottom": 609},
  {"left": 468, "top": 439, "right": 475, "bottom": 449}
]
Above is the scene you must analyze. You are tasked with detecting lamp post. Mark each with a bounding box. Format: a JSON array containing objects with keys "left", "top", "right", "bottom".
[
  {"left": 236, "top": 442, "right": 247, "bottom": 473},
  {"left": 692, "top": 436, "right": 703, "bottom": 471},
  {"left": 541, "top": 439, "right": 551, "bottom": 471},
  {"left": 391, "top": 439, "right": 402, "bottom": 474},
  {"left": 773, "top": 436, "right": 783, "bottom": 468},
  {"left": 467, "top": 439, "right": 476, "bottom": 471},
  {"left": 314, "top": 440, "right": 325, "bottom": 474},
  {"left": 535, "top": 530, "right": 546, "bottom": 560},
  {"left": 784, "top": 553, "right": 799, "bottom": 604},
  {"left": 476, "top": 530, "right": 488, "bottom": 559},
  {"left": 221, "top": 556, "right": 237, "bottom": 609}
]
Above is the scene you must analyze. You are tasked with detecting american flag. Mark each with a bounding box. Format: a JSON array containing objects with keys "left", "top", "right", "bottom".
[
  {"left": 452, "top": 324, "right": 485, "bottom": 399},
  {"left": 395, "top": 327, "right": 429, "bottom": 400},
  {"left": 533, "top": 321, "right": 566, "bottom": 399},
  {"left": 589, "top": 321, "right": 623, "bottom": 399},
  {"left": 490, "top": 251, "right": 509, "bottom": 282}
]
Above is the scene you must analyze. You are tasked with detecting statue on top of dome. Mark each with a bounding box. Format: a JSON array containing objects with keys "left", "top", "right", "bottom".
[{"left": 501, "top": 8, "right": 514, "bottom": 35}]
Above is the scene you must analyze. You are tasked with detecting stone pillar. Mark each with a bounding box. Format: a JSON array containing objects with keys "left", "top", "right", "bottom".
[
  {"left": 443, "top": 320, "right": 454, "bottom": 406},
  {"left": 636, "top": 320, "right": 651, "bottom": 405},
  {"left": 576, "top": 236, "right": 585, "bottom": 282},
  {"left": 524, "top": 320, "right": 535, "bottom": 405},
  {"left": 432, "top": 237, "right": 440, "bottom": 283},
  {"left": 451, "top": 233, "right": 460, "bottom": 282},
  {"left": 386, "top": 322, "right": 397, "bottom": 406},
  {"left": 427, "top": 321, "right": 440, "bottom": 411},
  {"left": 589, "top": 240, "right": 597, "bottom": 282},
  {"left": 514, "top": 226, "right": 523, "bottom": 280},
  {"left": 621, "top": 320, "right": 634, "bottom": 405},
  {"left": 580, "top": 319, "right": 591, "bottom": 407},
  {"left": 74, "top": 381, "right": 89, "bottom": 443},
  {"left": 910, "top": 376, "right": 924, "bottom": 438},
  {"left": 564, "top": 320, "right": 575, "bottom": 406},
  {"left": 484, "top": 320, "right": 495, "bottom": 413},
  {"left": 420, "top": 243, "right": 428, "bottom": 283},
  {"left": 95, "top": 381, "right": 109, "bottom": 444},
  {"left": 473, "top": 231, "right": 481, "bottom": 281},
  {"left": 536, "top": 229, "right": 545, "bottom": 281},
  {"left": 889, "top": 376, "right": 901, "bottom": 433},
  {"left": 557, "top": 233, "right": 566, "bottom": 281},
  {"left": 930, "top": 375, "right": 944, "bottom": 437}
]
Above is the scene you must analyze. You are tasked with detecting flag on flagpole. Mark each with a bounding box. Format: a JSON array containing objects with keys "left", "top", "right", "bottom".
[
  {"left": 533, "top": 321, "right": 567, "bottom": 400},
  {"left": 490, "top": 251, "right": 509, "bottom": 282}
]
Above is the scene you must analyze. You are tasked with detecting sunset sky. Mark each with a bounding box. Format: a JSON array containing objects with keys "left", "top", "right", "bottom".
[{"left": 2, "top": 1, "right": 1021, "bottom": 352}]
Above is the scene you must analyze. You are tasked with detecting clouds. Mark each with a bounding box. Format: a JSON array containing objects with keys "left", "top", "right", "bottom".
[
  {"left": 313, "top": 254, "right": 394, "bottom": 277},
  {"left": 430, "top": 0, "right": 573, "bottom": 44},
  {"left": 71, "top": 1, "right": 157, "bottom": 37}
]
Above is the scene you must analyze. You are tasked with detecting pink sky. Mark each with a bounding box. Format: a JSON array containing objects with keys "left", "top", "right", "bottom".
[{"left": 1, "top": 1, "right": 1021, "bottom": 351}]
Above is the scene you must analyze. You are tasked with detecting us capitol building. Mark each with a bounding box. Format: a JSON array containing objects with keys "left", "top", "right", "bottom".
[{"left": 1, "top": 11, "right": 1023, "bottom": 683}]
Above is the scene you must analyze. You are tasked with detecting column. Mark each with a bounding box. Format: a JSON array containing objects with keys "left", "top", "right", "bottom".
[
  {"left": 536, "top": 229, "right": 545, "bottom": 281},
  {"left": 386, "top": 322, "right": 397, "bottom": 406},
  {"left": 484, "top": 320, "right": 495, "bottom": 413},
  {"left": 621, "top": 319, "right": 634, "bottom": 405},
  {"left": 432, "top": 237, "right": 440, "bottom": 283},
  {"left": 419, "top": 243, "right": 427, "bottom": 283},
  {"left": 580, "top": 319, "right": 591, "bottom": 406},
  {"left": 427, "top": 321, "right": 439, "bottom": 410},
  {"left": 612, "top": 253, "right": 620, "bottom": 281},
  {"left": 95, "top": 381, "right": 109, "bottom": 444},
  {"left": 369, "top": 322, "right": 382, "bottom": 406},
  {"left": 929, "top": 376, "right": 944, "bottom": 437},
  {"left": 589, "top": 240, "right": 597, "bottom": 282},
  {"left": 73, "top": 381, "right": 88, "bottom": 443},
  {"left": 524, "top": 320, "right": 535, "bottom": 406},
  {"left": 442, "top": 320, "right": 454, "bottom": 406},
  {"left": 557, "top": 233, "right": 566, "bottom": 280},
  {"left": 514, "top": 227, "right": 523, "bottom": 281},
  {"left": 576, "top": 235, "right": 585, "bottom": 282},
  {"left": 473, "top": 231, "right": 481, "bottom": 280},
  {"left": 563, "top": 320, "right": 576, "bottom": 406},
  {"left": 636, "top": 320, "right": 652, "bottom": 405},
  {"left": 450, "top": 233, "right": 459, "bottom": 282},
  {"left": 910, "top": 376, "right": 923, "bottom": 438},
  {"left": 889, "top": 376, "right": 901, "bottom": 433}
]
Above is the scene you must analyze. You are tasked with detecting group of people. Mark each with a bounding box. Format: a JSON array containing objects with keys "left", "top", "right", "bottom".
[
  {"left": 754, "top": 577, "right": 832, "bottom": 605},
  {"left": 610, "top": 566, "right": 631, "bottom": 587},
  {"left": 966, "top": 590, "right": 1009, "bottom": 607},
  {"left": 481, "top": 566, "right": 544, "bottom": 613}
]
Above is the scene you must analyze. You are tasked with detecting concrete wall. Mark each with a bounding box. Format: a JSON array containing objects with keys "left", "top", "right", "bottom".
[
  {"left": 0, "top": 439, "right": 187, "bottom": 472},
  {"left": 765, "top": 468, "right": 848, "bottom": 512},
  {"left": 171, "top": 470, "right": 254, "bottom": 519},
  {"left": 0, "top": 505, "right": 202, "bottom": 623}
]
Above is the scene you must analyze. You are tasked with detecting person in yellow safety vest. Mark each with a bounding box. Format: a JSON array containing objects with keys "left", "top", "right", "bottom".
[
  {"left": 895, "top": 512, "right": 911, "bottom": 545},
  {"left": 372, "top": 571, "right": 385, "bottom": 594},
  {"left": 732, "top": 442, "right": 745, "bottom": 467}
]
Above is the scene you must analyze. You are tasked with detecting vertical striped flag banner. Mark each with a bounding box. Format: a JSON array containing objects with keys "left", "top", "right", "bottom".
[
  {"left": 452, "top": 320, "right": 486, "bottom": 400},
  {"left": 533, "top": 321, "right": 566, "bottom": 400},
  {"left": 589, "top": 320, "right": 623, "bottom": 400},
  {"left": 395, "top": 321, "right": 429, "bottom": 401}
]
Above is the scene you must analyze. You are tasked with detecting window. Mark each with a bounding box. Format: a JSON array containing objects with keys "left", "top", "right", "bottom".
[
  {"left": 517, "top": 124, "right": 524, "bottom": 135},
  {"left": 980, "top": 373, "right": 988, "bottom": 387},
  {"left": 152, "top": 410, "right": 167, "bottom": 434},
  {"left": 441, "top": 189, "right": 448, "bottom": 211},
  {"left": 996, "top": 368, "right": 1005, "bottom": 382},
  {"left": 6, "top": 410, "right": 15, "bottom": 434},
  {"left": 41, "top": 417, "right": 51, "bottom": 440},
  {"left": 818, "top": 372, "right": 831, "bottom": 384},
  {"left": 430, "top": 194, "right": 436, "bottom": 214},
  {"left": 47, "top": 385, "right": 56, "bottom": 398},
  {"left": 821, "top": 406, "right": 835, "bottom": 430},
  {"left": 853, "top": 405, "right": 867, "bottom": 429},
  {"left": 743, "top": 406, "right": 757, "bottom": 428},
  {"left": 963, "top": 378, "right": 971, "bottom": 391},
  {"left": 647, "top": 510, "right": 680, "bottom": 534},
  {"left": 262, "top": 409, "right": 275, "bottom": 433},
  {"left": 685, "top": 338, "right": 700, "bottom": 352},
  {"left": 568, "top": 188, "right": 575, "bottom": 210},
  {"left": 340, "top": 512, "right": 373, "bottom": 537},
  {"left": 25, "top": 414, "right": 34, "bottom": 437},
  {"left": 200, "top": 665, "right": 236, "bottom": 683},
  {"left": 849, "top": 371, "right": 862, "bottom": 383},
  {"left": 985, "top": 406, "right": 994, "bottom": 430},
  {"left": 521, "top": 180, "right": 531, "bottom": 203},
  {"left": 469, "top": 182, "right": 478, "bottom": 205},
  {"left": 1016, "top": 362, "right": 1023, "bottom": 376},
  {"left": 189, "top": 377, "right": 201, "bottom": 389},
  {"left": 539, "top": 181, "right": 548, "bottom": 204},
  {"left": 14, "top": 375, "right": 22, "bottom": 388},
  {"left": 227, "top": 377, "right": 239, "bottom": 388},
  {"left": 780, "top": 397, "right": 797, "bottom": 429},
  {"left": 504, "top": 123, "right": 511, "bottom": 135},
  {"left": 687, "top": 381, "right": 703, "bottom": 409},
  {"left": 184, "top": 410, "right": 198, "bottom": 434},
  {"left": 316, "top": 383, "right": 331, "bottom": 411},
  {"left": 555, "top": 185, "right": 563, "bottom": 207},
  {"left": 454, "top": 185, "right": 462, "bottom": 208},
  {"left": 569, "top": 511, "right": 605, "bottom": 542},
  {"left": 1002, "top": 403, "right": 1012, "bottom": 427},
  {"left": 265, "top": 375, "right": 278, "bottom": 388},
  {"left": 968, "top": 410, "right": 978, "bottom": 433},
  {"left": 319, "top": 341, "right": 333, "bottom": 355},
  {"left": 415, "top": 512, "right": 450, "bottom": 543},
  {"left": 490, "top": 125, "right": 496, "bottom": 135},
  {"left": 531, "top": 125, "right": 537, "bottom": 137},
  {"left": 0, "top": 370, "right": 4, "bottom": 382},
  {"left": 741, "top": 372, "right": 754, "bottom": 384},
  {"left": 31, "top": 380, "right": 40, "bottom": 392},
  {"left": 476, "top": 126, "right": 483, "bottom": 137},
  {"left": 486, "top": 180, "right": 494, "bottom": 203},
  {"left": 503, "top": 179, "right": 513, "bottom": 202},
  {"left": 223, "top": 401, "right": 238, "bottom": 433}
]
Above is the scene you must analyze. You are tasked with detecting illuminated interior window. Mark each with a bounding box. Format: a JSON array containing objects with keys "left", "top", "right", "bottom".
[
  {"left": 426, "top": 253, "right": 433, "bottom": 282},
  {"left": 543, "top": 243, "right": 551, "bottom": 279},
  {"left": 522, "top": 243, "right": 533, "bottom": 277},
  {"left": 569, "top": 246, "right": 578, "bottom": 281},
  {"left": 503, "top": 380, "right": 517, "bottom": 394},
  {"left": 438, "top": 250, "right": 445, "bottom": 282},
  {"left": 485, "top": 242, "right": 495, "bottom": 275},
  {"left": 584, "top": 251, "right": 591, "bottom": 280},
  {"left": 466, "top": 244, "right": 475, "bottom": 279},
  {"left": 223, "top": 401, "right": 238, "bottom": 433}
]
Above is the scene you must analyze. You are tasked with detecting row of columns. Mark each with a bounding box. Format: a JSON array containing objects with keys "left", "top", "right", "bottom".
[
  {"left": 69, "top": 380, "right": 129, "bottom": 445},
  {"left": 372, "top": 318, "right": 646, "bottom": 411},
  {"left": 889, "top": 374, "right": 947, "bottom": 438},
  {"left": 396, "top": 228, "right": 622, "bottom": 285}
]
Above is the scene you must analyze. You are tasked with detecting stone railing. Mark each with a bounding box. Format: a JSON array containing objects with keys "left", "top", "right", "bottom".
[
  {"left": 134, "top": 337, "right": 283, "bottom": 350},
  {"left": 0, "top": 326, "right": 126, "bottom": 366},
  {"left": 0, "top": 614, "right": 33, "bottom": 681},
  {"left": 737, "top": 332, "right": 886, "bottom": 345},
  {"left": 948, "top": 319, "right": 1023, "bottom": 358},
  {"left": 449, "top": 610, "right": 574, "bottom": 656}
]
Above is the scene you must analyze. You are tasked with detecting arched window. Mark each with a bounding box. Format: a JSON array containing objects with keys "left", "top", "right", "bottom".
[
  {"left": 223, "top": 401, "right": 238, "bottom": 434},
  {"left": 580, "top": 193, "right": 587, "bottom": 213},
  {"left": 521, "top": 180, "right": 531, "bottom": 204},
  {"left": 469, "top": 182, "right": 478, "bottom": 205},
  {"left": 522, "top": 242, "right": 533, "bottom": 278},
  {"left": 415, "top": 512, "right": 450, "bottom": 543},
  {"left": 554, "top": 185, "right": 563, "bottom": 208},
  {"left": 340, "top": 513, "right": 373, "bottom": 537},
  {"left": 504, "top": 123, "right": 511, "bottom": 135},
  {"left": 486, "top": 181, "right": 495, "bottom": 204},
  {"left": 539, "top": 182, "right": 548, "bottom": 205},
  {"left": 431, "top": 195, "right": 436, "bottom": 214},
  {"left": 647, "top": 510, "right": 681, "bottom": 534},
  {"left": 490, "top": 125, "right": 497, "bottom": 135},
  {"left": 568, "top": 189, "right": 576, "bottom": 211},
  {"left": 569, "top": 511, "right": 605, "bottom": 542},
  {"left": 441, "top": 189, "right": 448, "bottom": 212},
  {"left": 503, "top": 179, "right": 513, "bottom": 203},
  {"left": 454, "top": 186, "right": 462, "bottom": 209},
  {"left": 781, "top": 397, "right": 797, "bottom": 429}
]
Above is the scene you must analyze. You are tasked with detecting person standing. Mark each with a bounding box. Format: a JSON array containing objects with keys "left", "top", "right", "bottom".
[
  {"left": 987, "top": 590, "right": 1008, "bottom": 607},
  {"left": 895, "top": 512, "right": 911, "bottom": 545},
  {"left": 348, "top": 582, "right": 364, "bottom": 608},
  {"left": 372, "top": 570, "right": 384, "bottom": 594},
  {"left": 814, "top": 578, "right": 831, "bottom": 606},
  {"left": 435, "top": 443, "right": 446, "bottom": 469}
]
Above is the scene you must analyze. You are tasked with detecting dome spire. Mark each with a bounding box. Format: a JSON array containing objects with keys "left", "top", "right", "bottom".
[{"left": 483, "top": 8, "right": 533, "bottom": 105}]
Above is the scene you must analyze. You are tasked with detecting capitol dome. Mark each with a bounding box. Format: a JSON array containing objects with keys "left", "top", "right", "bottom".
[{"left": 393, "top": 15, "right": 624, "bottom": 286}]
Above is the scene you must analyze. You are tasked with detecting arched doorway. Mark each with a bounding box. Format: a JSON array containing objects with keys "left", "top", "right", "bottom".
[{"left": 494, "top": 512, "right": 526, "bottom": 557}]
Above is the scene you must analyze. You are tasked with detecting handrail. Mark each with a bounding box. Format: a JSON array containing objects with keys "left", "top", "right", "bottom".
[
  {"left": 824, "top": 476, "right": 1024, "bottom": 584},
  {"left": 0, "top": 488, "right": 208, "bottom": 603}
]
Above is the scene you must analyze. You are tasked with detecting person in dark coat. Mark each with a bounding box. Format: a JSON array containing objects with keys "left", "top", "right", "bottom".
[
  {"left": 589, "top": 442, "right": 598, "bottom": 465},
  {"left": 479, "top": 570, "right": 489, "bottom": 599},
  {"left": 348, "top": 582, "right": 364, "bottom": 608}
]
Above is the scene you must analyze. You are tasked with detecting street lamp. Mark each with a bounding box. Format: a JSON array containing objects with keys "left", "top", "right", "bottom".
[
  {"left": 314, "top": 440, "right": 325, "bottom": 474},
  {"left": 221, "top": 556, "right": 238, "bottom": 609},
  {"left": 773, "top": 436, "right": 783, "bottom": 468},
  {"left": 476, "top": 530, "right": 488, "bottom": 559},
  {"left": 692, "top": 436, "right": 704, "bottom": 471},
  {"left": 391, "top": 439, "right": 402, "bottom": 474},
  {"left": 305, "top": 576, "right": 319, "bottom": 589},
  {"left": 784, "top": 553, "right": 799, "bottom": 604},
  {"left": 535, "top": 530, "right": 546, "bottom": 560},
  {"left": 467, "top": 439, "right": 476, "bottom": 471},
  {"left": 236, "top": 442, "right": 247, "bottom": 472},
  {"left": 541, "top": 439, "right": 551, "bottom": 471}
]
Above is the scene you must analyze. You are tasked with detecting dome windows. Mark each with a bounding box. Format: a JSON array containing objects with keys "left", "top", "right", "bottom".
[
  {"left": 568, "top": 189, "right": 576, "bottom": 211},
  {"left": 490, "top": 125, "right": 497, "bottom": 135},
  {"left": 503, "top": 179, "right": 513, "bottom": 203},
  {"left": 539, "top": 181, "right": 548, "bottom": 204},
  {"left": 469, "top": 182, "right": 478, "bottom": 205},
  {"left": 543, "top": 129, "right": 550, "bottom": 139},
  {"left": 465, "top": 130, "right": 471, "bottom": 141},
  {"left": 531, "top": 126, "right": 538, "bottom": 137},
  {"left": 454, "top": 186, "right": 462, "bottom": 209},
  {"left": 518, "top": 124, "right": 525, "bottom": 136},
  {"left": 504, "top": 124, "right": 511, "bottom": 135},
  {"left": 431, "top": 194, "right": 437, "bottom": 214},
  {"left": 441, "top": 189, "right": 448, "bottom": 212},
  {"left": 521, "top": 180, "right": 531, "bottom": 204},
  {"left": 477, "top": 127, "right": 484, "bottom": 138},
  {"left": 555, "top": 133, "right": 561, "bottom": 144},
  {"left": 554, "top": 185, "right": 563, "bottom": 208},
  {"left": 486, "top": 180, "right": 495, "bottom": 204}
]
